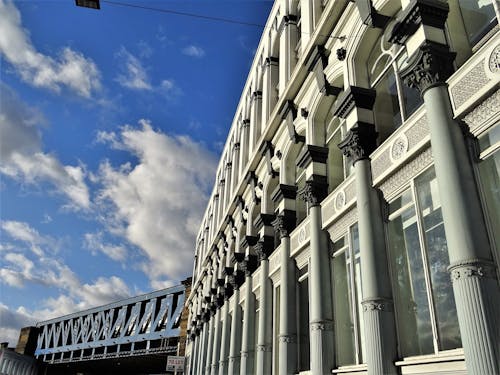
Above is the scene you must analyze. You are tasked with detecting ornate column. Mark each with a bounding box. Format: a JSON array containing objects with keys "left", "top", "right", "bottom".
[
  {"left": 217, "top": 272, "right": 233, "bottom": 375},
  {"left": 254, "top": 217, "right": 275, "bottom": 375},
  {"left": 227, "top": 265, "right": 244, "bottom": 375},
  {"left": 240, "top": 120, "right": 251, "bottom": 173},
  {"left": 278, "top": 14, "right": 298, "bottom": 95},
  {"left": 198, "top": 309, "right": 210, "bottom": 375},
  {"left": 232, "top": 142, "right": 241, "bottom": 188},
  {"left": 297, "top": 145, "right": 334, "bottom": 375},
  {"left": 225, "top": 163, "right": 232, "bottom": 209},
  {"left": 250, "top": 91, "right": 263, "bottom": 156},
  {"left": 391, "top": 2, "right": 500, "bottom": 374},
  {"left": 337, "top": 87, "right": 398, "bottom": 375},
  {"left": 272, "top": 185, "right": 299, "bottom": 375},
  {"left": 262, "top": 56, "right": 279, "bottom": 126},
  {"left": 239, "top": 236, "right": 258, "bottom": 375}
]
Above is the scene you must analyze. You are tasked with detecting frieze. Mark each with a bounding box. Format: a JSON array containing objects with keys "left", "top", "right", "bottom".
[
  {"left": 379, "top": 148, "right": 433, "bottom": 201},
  {"left": 327, "top": 207, "right": 358, "bottom": 242},
  {"left": 463, "top": 89, "right": 500, "bottom": 134},
  {"left": 450, "top": 59, "right": 489, "bottom": 109},
  {"left": 489, "top": 44, "right": 500, "bottom": 73}
]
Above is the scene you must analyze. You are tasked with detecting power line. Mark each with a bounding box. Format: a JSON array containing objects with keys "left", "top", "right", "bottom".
[{"left": 100, "top": 0, "right": 346, "bottom": 41}]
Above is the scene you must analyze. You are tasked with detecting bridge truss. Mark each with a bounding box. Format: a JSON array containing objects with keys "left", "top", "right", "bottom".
[{"left": 35, "top": 285, "right": 185, "bottom": 364}]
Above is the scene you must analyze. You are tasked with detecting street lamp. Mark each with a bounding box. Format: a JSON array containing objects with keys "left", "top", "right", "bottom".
[{"left": 75, "top": 0, "right": 100, "bottom": 10}]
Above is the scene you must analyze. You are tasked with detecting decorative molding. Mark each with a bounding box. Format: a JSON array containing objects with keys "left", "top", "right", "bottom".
[
  {"left": 278, "top": 334, "right": 297, "bottom": 343},
  {"left": 310, "top": 320, "right": 333, "bottom": 331},
  {"left": 334, "top": 190, "right": 346, "bottom": 211},
  {"left": 488, "top": 44, "right": 500, "bottom": 73},
  {"left": 448, "top": 259, "right": 497, "bottom": 281},
  {"left": 389, "top": 0, "right": 449, "bottom": 45},
  {"left": 271, "top": 210, "right": 296, "bottom": 238},
  {"left": 379, "top": 148, "right": 433, "bottom": 200},
  {"left": 326, "top": 207, "right": 358, "bottom": 242},
  {"left": 272, "top": 184, "right": 298, "bottom": 203},
  {"left": 256, "top": 344, "right": 272, "bottom": 352},
  {"left": 338, "top": 123, "right": 378, "bottom": 164},
  {"left": 361, "top": 298, "right": 394, "bottom": 312},
  {"left": 450, "top": 59, "right": 490, "bottom": 109},
  {"left": 401, "top": 41, "right": 456, "bottom": 95},
  {"left": 333, "top": 86, "right": 376, "bottom": 119},
  {"left": 298, "top": 175, "right": 328, "bottom": 207},
  {"left": 463, "top": 89, "right": 500, "bottom": 134},
  {"left": 254, "top": 236, "right": 275, "bottom": 260},
  {"left": 390, "top": 134, "right": 409, "bottom": 161}
]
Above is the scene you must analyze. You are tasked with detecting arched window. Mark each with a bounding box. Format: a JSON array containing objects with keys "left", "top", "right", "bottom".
[
  {"left": 457, "top": 0, "right": 498, "bottom": 46},
  {"left": 367, "top": 35, "right": 422, "bottom": 143},
  {"left": 326, "top": 110, "right": 352, "bottom": 193}
]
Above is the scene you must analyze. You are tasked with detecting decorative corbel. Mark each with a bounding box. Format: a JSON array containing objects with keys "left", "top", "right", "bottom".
[{"left": 279, "top": 100, "right": 305, "bottom": 144}]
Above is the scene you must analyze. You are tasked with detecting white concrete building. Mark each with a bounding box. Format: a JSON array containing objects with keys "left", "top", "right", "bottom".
[{"left": 186, "top": 0, "right": 500, "bottom": 374}]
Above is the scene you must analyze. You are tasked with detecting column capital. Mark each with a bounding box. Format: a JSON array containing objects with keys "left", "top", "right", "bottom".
[
  {"left": 242, "top": 255, "right": 258, "bottom": 276},
  {"left": 233, "top": 142, "right": 240, "bottom": 151},
  {"left": 240, "top": 235, "right": 258, "bottom": 251},
  {"left": 400, "top": 41, "right": 456, "bottom": 95},
  {"left": 389, "top": 0, "right": 449, "bottom": 45},
  {"left": 338, "top": 123, "right": 378, "bottom": 164},
  {"left": 333, "top": 86, "right": 376, "bottom": 119},
  {"left": 271, "top": 184, "right": 297, "bottom": 204},
  {"left": 254, "top": 213, "right": 275, "bottom": 232},
  {"left": 229, "top": 269, "right": 245, "bottom": 289},
  {"left": 241, "top": 119, "right": 250, "bottom": 128},
  {"left": 254, "top": 236, "right": 275, "bottom": 261},
  {"left": 298, "top": 175, "right": 328, "bottom": 207},
  {"left": 251, "top": 90, "right": 262, "bottom": 100},
  {"left": 296, "top": 145, "right": 328, "bottom": 169},
  {"left": 271, "top": 210, "right": 296, "bottom": 239},
  {"left": 264, "top": 56, "right": 279, "bottom": 67}
]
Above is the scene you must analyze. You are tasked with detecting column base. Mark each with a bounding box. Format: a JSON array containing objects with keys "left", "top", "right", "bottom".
[
  {"left": 310, "top": 319, "right": 334, "bottom": 375},
  {"left": 449, "top": 260, "right": 499, "bottom": 375},
  {"left": 279, "top": 334, "right": 297, "bottom": 375},
  {"left": 361, "top": 298, "right": 397, "bottom": 375}
]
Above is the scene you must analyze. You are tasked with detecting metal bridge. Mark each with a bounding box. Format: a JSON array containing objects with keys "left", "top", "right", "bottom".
[{"left": 34, "top": 283, "right": 187, "bottom": 373}]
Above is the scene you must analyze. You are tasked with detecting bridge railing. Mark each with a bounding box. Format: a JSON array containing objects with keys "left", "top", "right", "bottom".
[{"left": 35, "top": 284, "right": 185, "bottom": 363}]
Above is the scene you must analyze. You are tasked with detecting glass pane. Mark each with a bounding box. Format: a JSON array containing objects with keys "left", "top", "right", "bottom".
[
  {"left": 328, "top": 124, "right": 344, "bottom": 193},
  {"left": 389, "top": 189, "right": 413, "bottom": 215},
  {"left": 478, "top": 150, "right": 500, "bottom": 270},
  {"left": 351, "top": 224, "right": 365, "bottom": 363},
  {"left": 459, "top": 0, "right": 498, "bottom": 44},
  {"left": 274, "top": 286, "right": 280, "bottom": 374},
  {"left": 402, "top": 82, "right": 423, "bottom": 120},
  {"left": 298, "top": 278, "right": 310, "bottom": 371},
  {"left": 333, "top": 252, "right": 356, "bottom": 365},
  {"left": 374, "top": 69, "right": 402, "bottom": 143},
  {"left": 416, "top": 169, "right": 461, "bottom": 351},
  {"left": 388, "top": 206, "right": 434, "bottom": 357},
  {"left": 333, "top": 236, "right": 345, "bottom": 253},
  {"left": 478, "top": 123, "right": 500, "bottom": 152}
]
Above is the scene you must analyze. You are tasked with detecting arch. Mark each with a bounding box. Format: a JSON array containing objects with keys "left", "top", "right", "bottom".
[
  {"left": 246, "top": 199, "right": 261, "bottom": 236},
  {"left": 260, "top": 173, "right": 280, "bottom": 214}
]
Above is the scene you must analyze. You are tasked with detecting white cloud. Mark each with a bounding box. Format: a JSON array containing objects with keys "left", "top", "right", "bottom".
[
  {"left": 95, "top": 119, "right": 217, "bottom": 286},
  {"left": 0, "top": 0, "right": 101, "bottom": 98},
  {"left": 115, "top": 46, "right": 152, "bottom": 90},
  {"left": 84, "top": 231, "right": 127, "bottom": 262},
  {"left": 0, "top": 84, "right": 90, "bottom": 210},
  {"left": 182, "top": 45, "right": 205, "bottom": 58},
  {"left": 1, "top": 220, "right": 57, "bottom": 256}
]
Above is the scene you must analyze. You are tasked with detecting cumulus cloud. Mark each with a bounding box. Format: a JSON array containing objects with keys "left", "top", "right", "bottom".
[
  {"left": 0, "top": 84, "right": 90, "bottom": 210},
  {"left": 95, "top": 120, "right": 217, "bottom": 286},
  {"left": 0, "top": 0, "right": 101, "bottom": 98},
  {"left": 1, "top": 220, "right": 58, "bottom": 257},
  {"left": 115, "top": 46, "right": 152, "bottom": 90},
  {"left": 0, "top": 223, "right": 132, "bottom": 346},
  {"left": 84, "top": 231, "right": 128, "bottom": 262},
  {"left": 182, "top": 45, "right": 205, "bottom": 58}
]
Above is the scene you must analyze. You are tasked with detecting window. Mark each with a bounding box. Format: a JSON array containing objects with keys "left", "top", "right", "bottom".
[
  {"left": 458, "top": 0, "right": 498, "bottom": 46},
  {"left": 387, "top": 167, "right": 461, "bottom": 357},
  {"left": 477, "top": 123, "right": 500, "bottom": 277},
  {"left": 331, "top": 224, "right": 365, "bottom": 366},
  {"left": 297, "top": 266, "right": 310, "bottom": 372},
  {"left": 326, "top": 116, "right": 351, "bottom": 193},
  {"left": 368, "top": 35, "right": 423, "bottom": 143},
  {"left": 273, "top": 285, "right": 280, "bottom": 375}
]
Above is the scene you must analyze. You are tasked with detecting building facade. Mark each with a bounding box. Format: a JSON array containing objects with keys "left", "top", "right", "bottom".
[{"left": 186, "top": 0, "right": 500, "bottom": 374}]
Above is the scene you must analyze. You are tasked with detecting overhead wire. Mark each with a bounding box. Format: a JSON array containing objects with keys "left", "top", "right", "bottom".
[{"left": 100, "top": 0, "right": 347, "bottom": 41}]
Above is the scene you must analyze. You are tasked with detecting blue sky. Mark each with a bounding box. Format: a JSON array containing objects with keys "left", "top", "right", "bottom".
[{"left": 0, "top": 0, "right": 272, "bottom": 346}]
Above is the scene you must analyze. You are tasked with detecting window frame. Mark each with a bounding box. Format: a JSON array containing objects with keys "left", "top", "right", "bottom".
[
  {"left": 331, "top": 223, "right": 365, "bottom": 367},
  {"left": 386, "top": 166, "right": 462, "bottom": 358}
]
